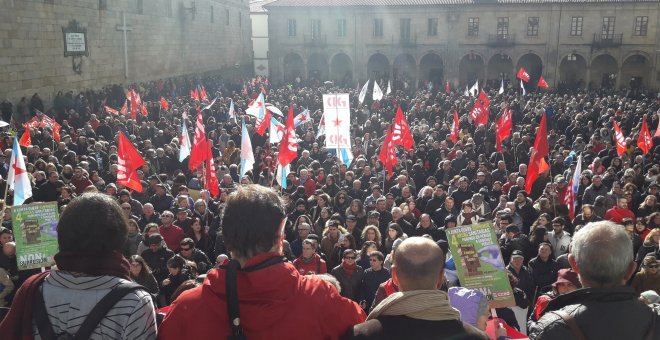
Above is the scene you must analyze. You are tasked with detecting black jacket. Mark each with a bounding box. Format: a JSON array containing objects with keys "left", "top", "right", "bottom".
[
  {"left": 348, "top": 315, "right": 488, "bottom": 340},
  {"left": 529, "top": 286, "right": 660, "bottom": 339}
]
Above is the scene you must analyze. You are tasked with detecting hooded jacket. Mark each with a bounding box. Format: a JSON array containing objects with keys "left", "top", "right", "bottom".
[{"left": 159, "top": 252, "right": 365, "bottom": 339}]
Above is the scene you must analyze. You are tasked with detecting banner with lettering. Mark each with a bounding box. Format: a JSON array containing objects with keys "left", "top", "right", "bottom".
[
  {"left": 446, "top": 221, "right": 515, "bottom": 308},
  {"left": 12, "top": 202, "right": 60, "bottom": 270},
  {"left": 323, "top": 94, "right": 351, "bottom": 149}
]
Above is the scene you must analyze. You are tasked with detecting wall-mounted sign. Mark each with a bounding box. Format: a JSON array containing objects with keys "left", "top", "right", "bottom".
[{"left": 62, "top": 20, "right": 89, "bottom": 57}]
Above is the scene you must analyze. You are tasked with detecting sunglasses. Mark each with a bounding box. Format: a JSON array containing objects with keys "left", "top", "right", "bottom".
[{"left": 649, "top": 265, "right": 659, "bottom": 269}]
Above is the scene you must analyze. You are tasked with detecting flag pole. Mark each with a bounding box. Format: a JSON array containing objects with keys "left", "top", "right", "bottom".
[{"left": 0, "top": 116, "right": 16, "bottom": 219}]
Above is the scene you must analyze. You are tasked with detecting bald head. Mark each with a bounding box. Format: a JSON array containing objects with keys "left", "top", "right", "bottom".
[{"left": 392, "top": 237, "right": 446, "bottom": 291}]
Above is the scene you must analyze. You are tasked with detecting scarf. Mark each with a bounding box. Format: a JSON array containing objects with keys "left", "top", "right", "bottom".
[
  {"left": 342, "top": 261, "right": 357, "bottom": 278},
  {"left": 368, "top": 289, "right": 461, "bottom": 321},
  {"left": 54, "top": 250, "right": 131, "bottom": 280}
]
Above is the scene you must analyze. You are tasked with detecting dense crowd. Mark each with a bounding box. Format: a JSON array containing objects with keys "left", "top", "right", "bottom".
[{"left": 0, "top": 74, "right": 659, "bottom": 338}]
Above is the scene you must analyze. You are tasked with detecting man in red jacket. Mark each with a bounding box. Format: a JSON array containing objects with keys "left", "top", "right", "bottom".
[
  {"left": 604, "top": 197, "right": 636, "bottom": 224},
  {"left": 159, "top": 185, "right": 365, "bottom": 339}
]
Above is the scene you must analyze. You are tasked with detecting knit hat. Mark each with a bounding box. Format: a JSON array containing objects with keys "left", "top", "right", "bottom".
[
  {"left": 552, "top": 268, "right": 581, "bottom": 289},
  {"left": 641, "top": 290, "right": 660, "bottom": 304}
]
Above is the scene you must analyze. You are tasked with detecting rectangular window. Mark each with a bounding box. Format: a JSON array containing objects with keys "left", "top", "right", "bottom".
[
  {"left": 468, "top": 17, "right": 479, "bottom": 36},
  {"left": 602, "top": 16, "right": 615, "bottom": 39},
  {"left": 400, "top": 18, "right": 411, "bottom": 41},
  {"left": 570, "top": 16, "right": 583, "bottom": 36},
  {"left": 288, "top": 19, "right": 297, "bottom": 37},
  {"left": 137, "top": 0, "right": 143, "bottom": 14},
  {"left": 311, "top": 19, "right": 321, "bottom": 39},
  {"left": 497, "top": 17, "right": 509, "bottom": 39},
  {"left": 99, "top": 0, "right": 107, "bottom": 10},
  {"left": 428, "top": 18, "right": 438, "bottom": 36},
  {"left": 527, "top": 17, "right": 539, "bottom": 36},
  {"left": 374, "top": 18, "right": 384, "bottom": 37},
  {"left": 634, "top": 16, "right": 648, "bottom": 36},
  {"left": 226, "top": 9, "right": 230, "bottom": 25},
  {"left": 239, "top": 11, "right": 242, "bottom": 27},
  {"left": 337, "top": 19, "right": 347, "bottom": 37},
  {"left": 167, "top": 0, "right": 172, "bottom": 18},
  {"left": 211, "top": 6, "right": 214, "bottom": 23}
]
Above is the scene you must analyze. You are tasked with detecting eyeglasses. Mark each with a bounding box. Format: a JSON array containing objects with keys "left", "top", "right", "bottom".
[
  {"left": 344, "top": 256, "right": 356, "bottom": 260},
  {"left": 162, "top": 215, "right": 174, "bottom": 218}
]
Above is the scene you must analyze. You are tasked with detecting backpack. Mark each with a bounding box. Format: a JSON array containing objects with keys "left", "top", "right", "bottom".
[{"left": 33, "top": 281, "right": 145, "bottom": 340}]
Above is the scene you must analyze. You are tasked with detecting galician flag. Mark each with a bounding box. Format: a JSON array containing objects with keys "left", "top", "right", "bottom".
[
  {"left": 240, "top": 118, "right": 255, "bottom": 177},
  {"left": 470, "top": 80, "right": 479, "bottom": 97},
  {"left": 373, "top": 81, "right": 384, "bottom": 101},
  {"left": 316, "top": 112, "right": 326, "bottom": 139},
  {"left": 499, "top": 79, "right": 505, "bottom": 95},
  {"left": 178, "top": 119, "right": 191, "bottom": 162},
  {"left": 269, "top": 117, "right": 285, "bottom": 144},
  {"left": 358, "top": 80, "right": 369, "bottom": 105},
  {"left": 8, "top": 137, "right": 32, "bottom": 205},
  {"left": 386, "top": 80, "right": 392, "bottom": 95},
  {"left": 293, "top": 109, "right": 311, "bottom": 128},
  {"left": 228, "top": 99, "right": 236, "bottom": 123}
]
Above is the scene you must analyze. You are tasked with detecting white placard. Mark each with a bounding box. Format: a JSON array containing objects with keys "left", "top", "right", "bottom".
[{"left": 323, "top": 94, "right": 351, "bottom": 149}]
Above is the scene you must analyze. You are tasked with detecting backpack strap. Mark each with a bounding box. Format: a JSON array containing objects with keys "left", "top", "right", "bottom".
[
  {"left": 33, "top": 284, "right": 58, "bottom": 340},
  {"left": 73, "top": 282, "right": 145, "bottom": 340},
  {"left": 552, "top": 310, "right": 587, "bottom": 340}
]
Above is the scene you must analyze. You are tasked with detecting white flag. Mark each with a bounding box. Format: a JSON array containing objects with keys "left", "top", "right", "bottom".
[
  {"left": 520, "top": 79, "right": 526, "bottom": 96},
  {"left": 386, "top": 80, "right": 392, "bottom": 95},
  {"left": 498, "top": 79, "right": 504, "bottom": 95},
  {"left": 316, "top": 112, "right": 325, "bottom": 139},
  {"left": 464, "top": 86, "right": 470, "bottom": 97},
  {"left": 373, "top": 81, "right": 384, "bottom": 101},
  {"left": 269, "top": 117, "right": 284, "bottom": 144},
  {"left": 358, "top": 80, "right": 369, "bottom": 104},
  {"left": 240, "top": 119, "right": 255, "bottom": 177},
  {"left": 470, "top": 80, "right": 479, "bottom": 97},
  {"left": 228, "top": 99, "right": 236, "bottom": 123}
]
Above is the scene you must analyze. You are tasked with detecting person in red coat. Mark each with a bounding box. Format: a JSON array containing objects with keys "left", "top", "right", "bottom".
[
  {"left": 292, "top": 239, "right": 328, "bottom": 275},
  {"left": 605, "top": 197, "right": 636, "bottom": 224},
  {"left": 159, "top": 185, "right": 365, "bottom": 340}
]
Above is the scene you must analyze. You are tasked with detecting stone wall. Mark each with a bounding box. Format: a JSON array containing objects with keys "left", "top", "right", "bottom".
[{"left": 0, "top": 0, "right": 252, "bottom": 104}]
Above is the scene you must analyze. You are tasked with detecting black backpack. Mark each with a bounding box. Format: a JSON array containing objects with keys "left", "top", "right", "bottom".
[{"left": 33, "top": 281, "right": 145, "bottom": 340}]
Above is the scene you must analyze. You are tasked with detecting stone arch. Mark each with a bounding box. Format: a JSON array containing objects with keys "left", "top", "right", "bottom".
[
  {"left": 419, "top": 53, "right": 444, "bottom": 87},
  {"left": 330, "top": 53, "right": 353, "bottom": 86},
  {"left": 307, "top": 53, "right": 328, "bottom": 81},
  {"left": 590, "top": 54, "right": 618, "bottom": 89},
  {"left": 393, "top": 53, "right": 416, "bottom": 88},
  {"left": 558, "top": 53, "right": 587, "bottom": 89},
  {"left": 283, "top": 52, "right": 304, "bottom": 83},
  {"left": 516, "top": 53, "right": 543, "bottom": 87},
  {"left": 366, "top": 53, "right": 390, "bottom": 80},
  {"left": 621, "top": 54, "right": 651, "bottom": 89},
  {"left": 459, "top": 53, "right": 484, "bottom": 86},
  {"left": 487, "top": 53, "right": 514, "bottom": 82}
]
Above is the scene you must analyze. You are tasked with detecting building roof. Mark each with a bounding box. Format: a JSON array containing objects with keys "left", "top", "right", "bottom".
[
  {"left": 265, "top": 0, "right": 658, "bottom": 7},
  {"left": 250, "top": 0, "right": 280, "bottom": 12}
]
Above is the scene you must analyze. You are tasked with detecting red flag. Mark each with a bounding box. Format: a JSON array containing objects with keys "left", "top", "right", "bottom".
[
  {"left": 638, "top": 119, "right": 653, "bottom": 155},
  {"left": 613, "top": 121, "right": 626, "bottom": 156},
  {"left": 449, "top": 110, "right": 460, "bottom": 143},
  {"left": 128, "top": 90, "right": 141, "bottom": 120},
  {"left": 261, "top": 85, "right": 267, "bottom": 95},
  {"left": 19, "top": 130, "right": 31, "bottom": 147},
  {"left": 496, "top": 108, "right": 513, "bottom": 152},
  {"left": 525, "top": 113, "right": 549, "bottom": 194},
  {"left": 117, "top": 131, "right": 146, "bottom": 192},
  {"left": 391, "top": 105, "right": 414, "bottom": 151},
  {"left": 469, "top": 90, "right": 490, "bottom": 126},
  {"left": 537, "top": 76, "right": 549, "bottom": 89},
  {"left": 188, "top": 110, "right": 208, "bottom": 171},
  {"left": 255, "top": 107, "right": 271, "bottom": 136},
  {"left": 205, "top": 142, "right": 219, "bottom": 198},
  {"left": 120, "top": 100, "right": 128, "bottom": 115},
  {"left": 278, "top": 105, "right": 298, "bottom": 167},
  {"left": 445, "top": 81, "right": 451, "bottom": 95},
  {"left": 160, "top": 97, "right": 169, "bottom": 110},
  {"left": 517, "top": 68, "right": 530, "bottom": 82},
  {"left": 199, "top": 85, "right": 209, "bottom": 101},
  {"left": 379, "top": 125, "right": 397, "bottom": 177},
  {"left": 140, "top": 104, "right": 149, "bottom": 117},
  {"left": 104, "top": 106, "right": 119, "bottom": 115}
]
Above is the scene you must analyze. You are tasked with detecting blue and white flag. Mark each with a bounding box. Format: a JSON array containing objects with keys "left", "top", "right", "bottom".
[
  {"left": 8, "top": 137, "right": 32, "bottom": 205},
  {"left": 338, "top": 147, "right": 353, "bottom": 167},
  {"left": 293, "top": 109, "right": 311, "bottom": 128},
  {"left": 228, "top": 99, "right": 236, "bottom": 123},
  {"left": 240, "top": 118, "right": 255, "bottom": 177},
  {"left": 178, "top": 120, "right": 191, "bottom": 162},
  {"left": 276, "top": 163, "right": 290, "bottom": 189}
]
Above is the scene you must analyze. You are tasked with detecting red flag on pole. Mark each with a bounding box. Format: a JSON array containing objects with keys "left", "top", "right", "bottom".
[
  {"left": 104, "top": 106, "right": 120, "bottom": 115},
  {"left": 613, "top": 121, "right": 627, "bottom": 156},
  {"left": 19, "top": 129, "right": 31, "bottom": 147},
  {"left": 496, "top": 108, "right": 513, "bottom": 153},
  {"left": 392, "top": 105, "right": 414, "bottom": 151},
  {"left": 188, "top": 110, "right": 208, "bottom": 171},
  {"left": 199, "top": 85, "right": 209, "bottom": 101},
  {"left": 537, "top": 76, "right": 549, "bottom": 89},
  {"left": 117, "top": 131, "right": 145, "bottom": 192},
  {"left": 160, "top": 97, "right": 169, "bottom": 110},
  {"left": 255, "top": 107, "right": 271, "bottom": 136},
  {"left": 445, "top": 81, "right": 451, "bottom": 95},
  {"left": 120, "top": 100, "right": 128, "bottom": 116},
  {"left": 205, "top": 142, "right": 219, "bottom": 198},
  {"left": 278, "top": 105, "right": 298, "bottom": 167},
  {"left": 525, "top": 113, "right": 549, "bottom": 194},
  {"left": 469, "top": 90, "right": 490, "bottom": 126},
  {"left": 449, "top": 110, "right": 460, "bottom": 143},
  {"left": 129, "top": 90, "right": 138, "bottom": 120},
  {"left": 140, "top": 104, "right": 149, "bottom": 117},
  {"left": 379, "top": 125, "right": 397, "bottom": 177},
  {"left": 517, "top": 68, "right": 530, "bottom": 82},
  {"left": 638, "top": 119, "right": 653, "bottom": 155}
]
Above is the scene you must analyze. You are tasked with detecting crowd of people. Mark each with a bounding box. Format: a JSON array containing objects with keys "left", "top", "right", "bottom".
[{"left": 0, "top": 73, "right": 658, "bottom": 339}]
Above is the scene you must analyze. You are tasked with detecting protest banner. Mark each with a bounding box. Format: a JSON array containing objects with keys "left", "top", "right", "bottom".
[
  {"left": 12, "top": 202, "right": 60, "bottom": 270},
  {"left": 322, "top": 93, "right": 351, "bottom": 149},
  {"left": 446, "top": 221, "right": 515, "bottom": 308}
]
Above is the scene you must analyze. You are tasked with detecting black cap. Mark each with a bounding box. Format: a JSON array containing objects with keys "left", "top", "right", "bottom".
[
  {"left": 511, "top": 250, "right": 524, "bottom": 258},
  {"left": 147, "top": 234, "right": 163, "bottom": 245},
  {"left": 505, "top": 225, "right": 520, "bottom": 234},
  {"left": 346, "top": 215, "right": 357, "bottom": 221}
]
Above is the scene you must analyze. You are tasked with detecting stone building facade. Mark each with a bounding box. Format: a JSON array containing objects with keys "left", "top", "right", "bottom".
[
  {"left": 0, "top": 0, "right": 252, "bottom": 104},
  {"left": 265, "top": 0, "right": 660, "bottom": 91}
]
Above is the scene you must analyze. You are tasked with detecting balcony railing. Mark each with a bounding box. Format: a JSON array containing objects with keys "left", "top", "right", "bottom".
[
  {"left": 592, "top": 33, "right": 623, "bottom": 48},
  {"left": 303, "top": 34, "right": 326, "bottom": 47},
  {"left": 487, "top": 34, "right": 516, "bottom": 47},
  {"left": 395, "top": 34, "right": 417, "bottom": 47}
]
